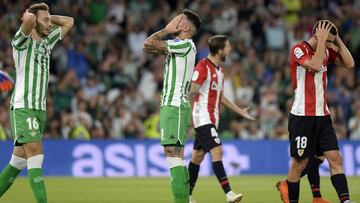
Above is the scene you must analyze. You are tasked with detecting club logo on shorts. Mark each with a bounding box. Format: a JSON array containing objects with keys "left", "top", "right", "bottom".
[
  {"left": 297, "top": 149, "right": 304, "bottom": 157},
  {"left": 30, "top": 130, "right": 37, "bottom": 137}
]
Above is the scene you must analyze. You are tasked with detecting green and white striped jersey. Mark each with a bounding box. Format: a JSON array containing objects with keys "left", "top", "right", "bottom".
[
  {"left": 11, "top": 26, "right": 62, "bottom": 111},
  {"left": 161, "top": 38, "right": 196, "bottom": 107}
]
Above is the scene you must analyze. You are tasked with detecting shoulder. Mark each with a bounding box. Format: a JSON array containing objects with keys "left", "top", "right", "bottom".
[{"left": 290, "top": 42, "right": 310, "bottom": 59}]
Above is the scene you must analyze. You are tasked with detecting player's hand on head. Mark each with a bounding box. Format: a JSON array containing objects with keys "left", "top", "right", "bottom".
[
  {"left": 315, "top": 20, "right": 332, "bottom": 42},
  {"left": 165, "top": 14, "right": 187, "bottom": 34},
  {"left": 0, "top": 70, "right": 14, "bottom": 92}
]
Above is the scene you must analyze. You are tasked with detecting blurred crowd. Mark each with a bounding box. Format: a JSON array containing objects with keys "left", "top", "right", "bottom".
[{"left": 1, "top": 0, "right": 360, "bottom": 141}]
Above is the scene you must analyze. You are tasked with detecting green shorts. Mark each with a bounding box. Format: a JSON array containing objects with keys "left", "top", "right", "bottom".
[
  {"left": 160, "top": 103, "right": 191, "bottom": 146},
  {"left": 9, "top": 108, "right": 46, "bottom": 145}
]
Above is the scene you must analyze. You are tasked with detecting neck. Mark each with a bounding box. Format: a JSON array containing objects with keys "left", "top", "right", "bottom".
[
  {"left": 208, "top": 55, "right": 221, "bottom": 67},
  {"left": 31, "top": 30, "right": 44, "bottom": 42},
  {"left": 306, "top": 37, "right": 317, "bottom": 51}
]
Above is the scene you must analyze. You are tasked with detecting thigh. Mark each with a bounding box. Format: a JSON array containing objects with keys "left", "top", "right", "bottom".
[
  {"left": 288, "top": 114, "right": 316, "bottom": 160},
  {"left": 194, "top": 124, "right": 221, "bottom": 152},
  {"left": 160, "top": 106, "right": 181, "bottom": 146},
  {"left": 179, "top": 103, "right": 191, "bottom": 144},
  {"left": 10, "top": 108, "right": 43, "bottom": 145},
  {"left": 317, "top": 116, "right": 339, "bottom": 153}
]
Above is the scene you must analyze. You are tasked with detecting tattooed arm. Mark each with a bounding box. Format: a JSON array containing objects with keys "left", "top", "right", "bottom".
[{"left": 143, "top": 29, "right": 169, "bottom": 55}]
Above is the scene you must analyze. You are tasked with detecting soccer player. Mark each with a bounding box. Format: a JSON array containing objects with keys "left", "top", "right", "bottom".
[
  {"left": 277, "top": 156, "right": 330, "bottom": 203},
  {"left": 188, "top": 35, "right": 255, "bottom": 203},
  {"left": 281, "top": 20, "right": 354, "bottom": 203},
  {"left": 143, "top": 10, "right": 201, "bottom": 203},
  {"left": 0, "top": 3, "right": 73, "bottom": 202}
]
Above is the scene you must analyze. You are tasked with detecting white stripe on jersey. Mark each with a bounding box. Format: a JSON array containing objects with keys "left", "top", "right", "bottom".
[
  {"left": 193, "top": 65, "right": 211, "bottom": 127},
  {"left": 314, "top": 71, "right": 325, "bottom": 116},
  {"left": 291, "top": 66, "right": 306, "bottom": 115}
]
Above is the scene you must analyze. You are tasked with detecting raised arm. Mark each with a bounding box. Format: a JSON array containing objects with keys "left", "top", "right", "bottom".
[
  {"left": 50, "top": 15, "right": 74, "bottom": 39},
  {"left": 301, "top": 21, "right": 332, "bottom": 72},
  {"left": 221, "top": 92, "right": 255, "bottom": 121},
  {"left": 333, "top": 35, "right": 355, "bottom": 69},
  {"left": 143, "top": 14, "right": 186, "bottom": 55},
  {"left": 21, "top": 10, "right": 36, "bottom": 36},
  {"left": 143, "top": 29, "right": 169, "bottom": 55}
]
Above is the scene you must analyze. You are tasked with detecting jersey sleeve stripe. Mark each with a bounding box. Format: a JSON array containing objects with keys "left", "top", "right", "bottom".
[
  {"left": 49, "top": 32, "right": 61, "bottom": 44},
  {"left": 168, "top": 42, "right": 190, "bottom": 49}
]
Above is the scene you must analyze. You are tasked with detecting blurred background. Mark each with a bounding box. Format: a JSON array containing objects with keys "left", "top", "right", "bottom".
[{"left": 2, "top": 0, "right": 360, "bottom": 141}]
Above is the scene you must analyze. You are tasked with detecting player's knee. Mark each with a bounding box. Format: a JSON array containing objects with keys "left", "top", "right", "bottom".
[
  {"left": 192, "top": 150, "right": 205, "bottom": 164},
  {"left": 210, "top": 146, "right": 222, "bottom": 161},
  {"left": 27, "top": 154, "right": 44, "bottom": 169},
  {"left": 23, "top": 142, "right": 43, "bottom": 157},
  {"left": 9, "top": 154, "right": 27, "bottom": 170},
  {"left": 327, "top": 152, "right": 343, "bottom": 168},
  {"left": 292, "top": 158, "right": 308, "bottom": 173}
]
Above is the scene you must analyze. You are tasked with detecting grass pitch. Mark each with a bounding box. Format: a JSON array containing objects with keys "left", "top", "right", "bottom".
[{"left": 2, "top": 176, "right": 359, "bottom": 203}]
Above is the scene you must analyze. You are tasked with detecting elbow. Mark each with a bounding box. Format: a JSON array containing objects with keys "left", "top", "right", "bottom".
[
  {"left": 69, "top": 17, "right": 75, "bottom": 27},
  {"left": 346, "top": 61, "right": 355, "bottom": 69}
]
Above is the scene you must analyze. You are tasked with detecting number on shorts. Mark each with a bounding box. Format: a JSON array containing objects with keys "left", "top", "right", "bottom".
[
  {"left": 295, "top": 136, "right": 307, "bottom": 149},
  {"left": 26, "top": 117, "right": 39, "bottom": 130},
  {"left": 211, "top": 127, "right": 218, "bottom": 138}
]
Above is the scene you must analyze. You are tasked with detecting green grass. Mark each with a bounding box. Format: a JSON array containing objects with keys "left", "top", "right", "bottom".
[{"left": 2, "top": 176, "right": 360, "bottom": 203}]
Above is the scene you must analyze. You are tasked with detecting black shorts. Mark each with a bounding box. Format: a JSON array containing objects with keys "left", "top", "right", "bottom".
[
  {"left": 193, "top": 124, "right": 221, "bottom": 152},
  {"left": 288, "top": 114, "right": 339, "bottom": 160}
]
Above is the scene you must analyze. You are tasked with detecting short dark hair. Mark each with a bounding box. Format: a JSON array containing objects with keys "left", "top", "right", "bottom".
[
  {"left": 208, "top": 35, "right": 228, "bottom": 56},
  {"left": 182, "top": 9, "right": 201, "bottom": 34},
  {"left": 312, "top": 20, "right": 337, "bottom": 36}
]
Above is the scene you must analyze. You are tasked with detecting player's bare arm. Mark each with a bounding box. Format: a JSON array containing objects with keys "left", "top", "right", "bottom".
[
  {"left": 333, "top": 35, "right": 355, "bottom": 69},
  {"left": 143, "top": 14, "right": 187, "bottom": 55},
  {"left": 143, "top": 29, "right": 169, "bottom": 55},
  {"left": 302, "top": 21, "right": 332, "bottom": 72},
  {"left": 50, "top": 15, "right": 74, "bottom": 38},
  {"left": 21, "top": 10, "right": 36, "bottom": 35},
  {"left": 188, "top": 82, "right": 201, "bottom": 104},
  {"left": 221, "top": 92, "right": 255, "bottom": 121}
]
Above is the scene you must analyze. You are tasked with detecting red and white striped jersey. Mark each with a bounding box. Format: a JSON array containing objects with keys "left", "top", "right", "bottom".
[
  {"left": 192, "top": 58, "right": 224, "bottom": 128},
  {"left": 290, "top": 41, "right": 339, "bottom": 116}
]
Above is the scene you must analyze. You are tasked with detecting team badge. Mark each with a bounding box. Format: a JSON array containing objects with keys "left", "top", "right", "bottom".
[
  {"left": 297, "top": 149, "right": 304, "bottom": 157},
  {"left": 294, "top": 47, "right": 304, "bottom": 59}
]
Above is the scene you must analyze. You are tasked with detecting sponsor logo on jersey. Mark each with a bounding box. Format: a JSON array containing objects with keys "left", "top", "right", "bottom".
[{"left": 211, "top": 81, "right": 217, "bottom": 90}]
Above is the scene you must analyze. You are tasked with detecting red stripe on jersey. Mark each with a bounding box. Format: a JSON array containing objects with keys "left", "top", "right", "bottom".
[
  {"left": 208, "top": 67, "right": 217, "bottom": 125},
  {"left": 305, "top": 71, "right": 316, "bottom": 115}
]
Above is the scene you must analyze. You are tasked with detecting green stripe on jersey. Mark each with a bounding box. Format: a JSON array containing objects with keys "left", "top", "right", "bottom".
[
  {"left": 167, "top": 55, "right": 177, "bottom": 106},
  {"left": 168, "top": 42, "right": 190, "bottom": 49},
  {"left": 32, "top": 43, "right": 40, "bottom": 109},
  {"left": 24, "top": 40, "right": 33, "bottom": 108}
]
